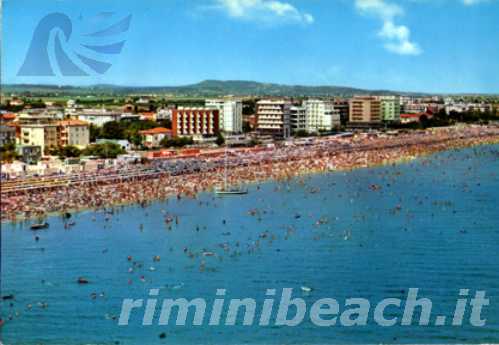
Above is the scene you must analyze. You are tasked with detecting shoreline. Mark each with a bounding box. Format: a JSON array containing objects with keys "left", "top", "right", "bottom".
[{"left": 2, "top": 126, "right": 499, "bottom": 223}]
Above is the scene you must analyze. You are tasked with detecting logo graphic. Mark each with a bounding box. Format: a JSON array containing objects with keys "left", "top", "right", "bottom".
[{"left": 17, "top": 12, "right": 132, "bottom": 76}]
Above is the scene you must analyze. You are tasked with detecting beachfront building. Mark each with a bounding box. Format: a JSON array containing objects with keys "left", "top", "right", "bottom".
[
  {"left": 303, "top": 99, "right": 341, "bottom": 133},
  {"left": 206, "top": 99, "right": 243, "bottom": 133},
  {"left": 378, "top": 95, "right": 401, "bottom": 122},
  {"left": 348, "top": 96, "right": 382, "bottom": 124},
  {"left": 139, "top": 127, "right": 172, "bottom": 148},
  {"left": 333, "top": 100, "right": 350, "bottom": 125},
  {"left": 20, "top": 123, "right": 58, "bottom": 152},
  {"left": 256, "top": 100, "right": 291, "bottom": 139},
  {"left": 75, "top": 109, "right": 121, "bottom": 127},
  {"left": 57, "top": 120, "right": 90, "bottom": 148},
  {"left": 290, "top": 106, "right": 306, "bottom": 133},
  {"left": 172, "top": 108, "right": 220, "bottom": 137}
]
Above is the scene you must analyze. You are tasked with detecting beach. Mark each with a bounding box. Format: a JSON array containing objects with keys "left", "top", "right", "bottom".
[{"left": 2, "top": 125, "right": 499, "bottom": 222}]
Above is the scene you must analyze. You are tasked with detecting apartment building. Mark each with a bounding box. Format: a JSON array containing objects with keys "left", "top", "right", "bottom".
[
  {"left": 206, "top": 99, "right": 243, "bottom": 133},
  {"left": 333, "top": 100, "right": 350, "bottom": 125},
  {"left": 348, "top": 96, "right": 382, "bottom": 124},
  {"left": 290, "top": 106, "right": 306, "bottom": 133},
  {"left": 256, "top": 100, "right": 291, "bottom": 139},
  {"left": 172, "top": 108, "right": 220, "bottom": 137},
  {"left": 58, "top": 120, "right": 90, "bottom": 148},
  {"left": 378, "top": 95, "right": 401, "bottom": 122},
  {"left": 303, "top": 99, "right": 341, "bottom": 133},
  {"left": 20, "top": 124, "right": 58, "bottom": 152},
  {"left": 139, "top": 127, "right": 172, "bottom": 148}
]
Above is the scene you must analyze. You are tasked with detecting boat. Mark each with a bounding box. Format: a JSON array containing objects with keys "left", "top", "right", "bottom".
[
  {"left": 30, "top": 222, "right": 49, "bottom": 230},
  {"left": 215, "top": 147, "right": 248, "bottom": 195}
]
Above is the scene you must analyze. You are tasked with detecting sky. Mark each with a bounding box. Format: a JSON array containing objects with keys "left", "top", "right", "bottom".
[{"left": 2, "top": 0, "right": 499, "bottom": 93}]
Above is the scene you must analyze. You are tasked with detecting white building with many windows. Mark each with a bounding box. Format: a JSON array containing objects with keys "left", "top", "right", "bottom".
[
  {"left": 303, "top": 99, "right": 340, "bottom": 133},
  {"left": 256, "top": 100, "right": 291, "bottom": 139},
  {"left": 206, "top": 99, "right": 243, "bottom": 133}
]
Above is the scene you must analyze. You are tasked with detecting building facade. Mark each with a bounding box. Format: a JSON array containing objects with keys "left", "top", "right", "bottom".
[
  {"left": 290, "top": 106, "right": 306, "bottom": 133},
  {"left": 76, "top": 110, "right": 121, "bottom": 127},
  {"left": 206, "top": 99, "right": 243, "bottom": 133},
  {"left": 172, "top": 108, "right": 220, "bottom": 137},
  {"left": 20, "top": 124, "right": 58, "bottom": 152},
  {"left": 139, "top": 127, "right": 172, "bottom": 148},
  {"left": 17, "top": 145, "right": 42, "bottom": 164},
  {"left": 378, "top": 95, "right": 401, "bottom": 122},
  {"left": 348, "top": 96, "right": 382, "bottom": 124},
  {"left": 256, "top": 100, "right": 291, "bottom": 139},
  {"left": 333, "top": 100, "right": 350, "bottom": 125},
  {"left": 58, "top": 120, "right": 90, "bottom": 148},
  {"left": 303, "top": 99, "right": 341, "bottom": 133},
  {"left": 0, "top": 125, "right": 16, "bottom": 146}
]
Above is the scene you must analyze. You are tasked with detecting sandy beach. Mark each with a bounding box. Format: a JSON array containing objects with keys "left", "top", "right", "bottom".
[{"left": 2, "top": 125, "right": 499, "bottom": 222}]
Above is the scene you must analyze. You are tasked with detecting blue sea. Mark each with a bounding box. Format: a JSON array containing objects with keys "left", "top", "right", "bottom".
[{"left": 2, "top": 145, "right": 499, "bottom": 344}]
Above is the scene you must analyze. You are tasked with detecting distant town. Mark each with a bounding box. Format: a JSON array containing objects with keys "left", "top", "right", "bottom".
[{"left": 1, "top": 83, "right": 499, "bottom": 178}]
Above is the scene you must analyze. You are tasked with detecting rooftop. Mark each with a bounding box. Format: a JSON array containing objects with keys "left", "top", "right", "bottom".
[{"left": 139, "top": 127, "right": 172, "bottom": 135}]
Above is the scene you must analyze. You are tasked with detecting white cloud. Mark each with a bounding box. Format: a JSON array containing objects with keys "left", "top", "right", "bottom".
[
  {"left": 215, "top": 0, "right": 314, "bottom": 25},
  {"left": 355, "top": 0, "right": 422, "bottom": 56}
]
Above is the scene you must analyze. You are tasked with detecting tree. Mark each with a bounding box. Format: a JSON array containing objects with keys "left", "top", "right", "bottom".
[
  {"left": 160, "top": 136, "right": 193, "bottom": 148},
  {"left": 294, "top": 130, "right": 309, "bottom": 138},
  {"left": 215, "top": 132, "right": 225, "bottom": 146},
  {"left": 0, "top": 141, "right": 19, "bottom": 162},
  {"left": 82, "top": 143, "right": 125, "bottom": 159},
  {"left": 242, "top": 121, "right": 252, "bottom": 133},
  {"left": 59, "top": 145, "right": 82, "bottom": 159},
  {"left": 89, "top": 124, "right": 101, "bottom": 142},
  {"left": 101, "top": 121, "right": 126, "bottom": 139}
]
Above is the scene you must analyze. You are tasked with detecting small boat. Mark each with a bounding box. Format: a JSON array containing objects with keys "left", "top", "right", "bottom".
[
  {"left": 215, "top": 147, "right": 248, "bottom": 196},
  {"left": 30, "top": 222, "right": 49, "bottom": 230},
  {"left": 77, "top": 277, "right": 89, "bottom": 284},
  {"left": 301, "top": 286, "right": 313, "bottom": 293},
  {"left": 215, "top": 186, "right": 248, "bottom": 195}
]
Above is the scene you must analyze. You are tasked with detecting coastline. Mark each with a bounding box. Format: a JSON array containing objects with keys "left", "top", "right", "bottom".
[{"left": 2, "top": 126, "right": 499, "bottom": 224}]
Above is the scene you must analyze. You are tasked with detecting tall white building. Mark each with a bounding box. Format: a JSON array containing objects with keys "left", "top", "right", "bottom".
[
  {"left": 256, "top": 100, "right": 291, "bottom": 139},
  {"left": 206, "top": 99, "right": 243, "bottom": 133},
  {"left": 303, "top": 99, "right": 340, "bottom": 133}
]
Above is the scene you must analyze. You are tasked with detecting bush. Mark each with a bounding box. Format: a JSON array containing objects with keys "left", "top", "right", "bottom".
[
  {"left": 160, "top": 136, "right": 193, "bottom": 148},
  {"left": 82, "top": 143, "right": 125, "bottom": 158}
]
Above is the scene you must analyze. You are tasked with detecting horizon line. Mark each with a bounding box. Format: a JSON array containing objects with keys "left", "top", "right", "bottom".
[{"left": 2, "top": 80, "right": 499, "bottom": 96}]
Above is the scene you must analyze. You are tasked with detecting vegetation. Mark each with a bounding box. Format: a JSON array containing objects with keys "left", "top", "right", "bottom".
[
  {"left": 82, "top": 143, "right": 126, "bottom": 159},
  {"left": 93, "top": 120, "right": 166, "bottom": 141},
  {"left": 47, "top": 145, "right": 82, "bottom": 159},
  {"left": 215, "top": 132, "right": 225, "bottom": 146},
  {"left": 294, "top": 130, "right": 310, "bottom": 138},
  {"left": 160, "top": 136, "right": 194, "bottom": 148},
  {"left": 0, "top": 142, "right": 20, "bottom": 162}
]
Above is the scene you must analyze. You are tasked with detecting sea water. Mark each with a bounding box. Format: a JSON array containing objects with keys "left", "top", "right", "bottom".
[{"left": 1, "top": 145, "right": 499, "bottom": 344}]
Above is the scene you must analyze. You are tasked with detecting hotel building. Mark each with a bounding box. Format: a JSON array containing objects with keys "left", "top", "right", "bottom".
[
  {"left": 348, "top": 96, "right": 382, "bottom": 124},
  {"left": 378, "top": 95, "right": 401, "bottom": 122},
  {"left": 256, "top": 100, "right": 291, "bottom": 139},
  {"left": 290, "top": 106, "right": 306, "bottom": 133},
  {"left": 206, "top": 99, "right": 243, "bottom": 133},
  {"left": 303, "top": 99, "right": 341, "bottom": 133},
  {"left": 172, "top": 108, "right": 220, "bottom": 137}
]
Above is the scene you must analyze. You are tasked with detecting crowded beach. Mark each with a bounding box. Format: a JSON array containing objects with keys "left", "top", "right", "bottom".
[{"left": 1, "top": 125, "right": 499, "bottom": 222}]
